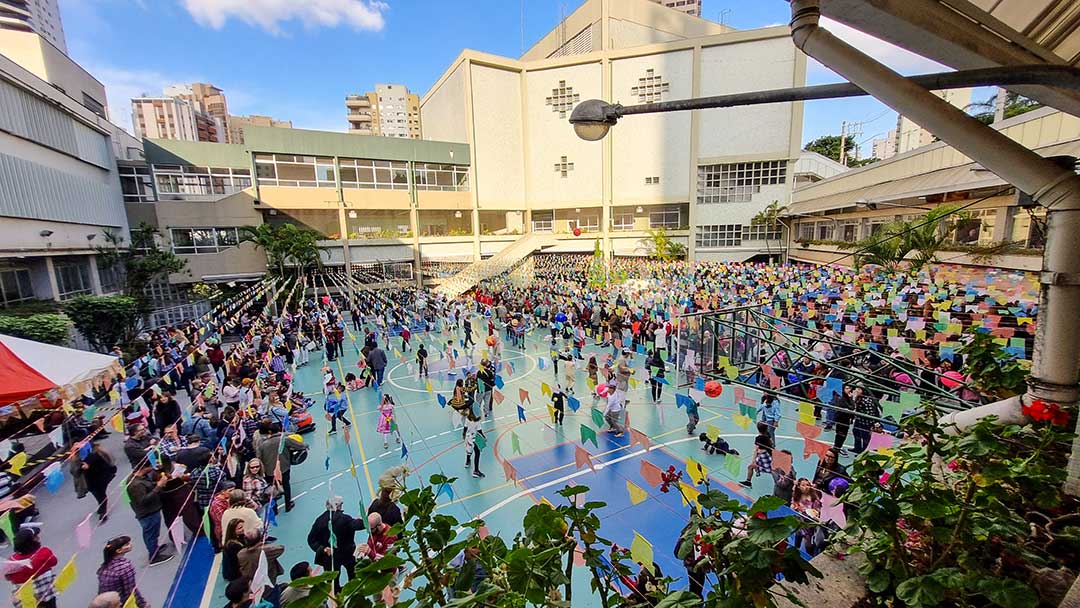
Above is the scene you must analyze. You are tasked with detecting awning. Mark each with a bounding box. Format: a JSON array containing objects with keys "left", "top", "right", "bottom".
[{"left": 0, "top": 334, "right": 120, "bottom": 407}]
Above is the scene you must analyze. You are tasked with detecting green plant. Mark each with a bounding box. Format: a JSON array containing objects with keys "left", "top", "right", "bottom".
[
  {"left": 967, "top": 91, "right": 1041, "bottom": 126},
  {"left": 638, "top": 228, "right": 686, "bottom": 262},
  {"left": 240, "top": 223, "right": 327, "bottom": 276},
  {"left": 844, "top": 404, "right": 1079, "bottom": 608},
  {"left": 64, "top": 295, "right": 143, "bottom": 352},
  {"left": 0, "top": 313, "right": 70, "bottom": 344},
  {"left": 957, "top": 332, "right": 1029, "bottom": 400},
  {"left": 839, "top": 206, "right": 960, "bottom": 276},
  {"left": 752, "top": 200, "right": 788, "bottom": 262},
  {"left": 191, "top": 282, "right": 223, "bottom": 301},
  {"left": 96, "top": 224, "right": 187, "bottom": 305}
]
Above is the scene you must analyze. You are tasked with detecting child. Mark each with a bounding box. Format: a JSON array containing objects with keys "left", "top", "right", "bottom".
[
  {"left": 325, "top": 383, "right": 350, "bottom": 434},
  {"left": 758, "top": 394, "right": 780, "bottom": 443},
  {"left": 791, "top": 478, "right": 822, "bottom": 551},
  {"left": 463, "top": 411, "right": 486, "bottom": 478},
  {"left": 560, "top": 346, "right": 575, "bottom": 392},
  {"left": 445, "top": 339, "right": 456, "bottom": 371},
  {"left": 551, "top": 384, "right": 566, "bottom": 426},
  {"left": 400, "top": 326, "right": 411, "bottom": 352},
  {"left": 698, "top": 433, "right": 738, "bottom": 456},
  {"left": 685, "top": 396, "right": 700, "bottom": 435},
  {"left": 345, "top": 372, "right": 360, "bottom": 391},
  {"left": 739, "top": 422, "right": 774, "bottom": 488},
  {"left": 376, "top": 394, "right": 400, "bottom": 449},
  {"left": 770, "top": 453, "right": 796, "bottom": 503},
  {"left": 586, "top": 355, "right": 599, "bottom": 390},
  {"left": 416, "top": 344, "right": 429, "bottom": 379},
  {"left": 321, "top": 367, "right": 337, "bottom": 395}
]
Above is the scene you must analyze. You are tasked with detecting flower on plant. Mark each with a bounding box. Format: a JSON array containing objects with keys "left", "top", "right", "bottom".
[
  {"left": 1022, "top": 399, "right": 1070, "bottom": 426},
  {"left": 878, "top": 472, "right": 891, "bottom": 484},
  {"left": 947, "top": 460, "right": 960, "bottom": 471},
  {"left": 659, "top": 465, "right": 682, "bottom": 493}
]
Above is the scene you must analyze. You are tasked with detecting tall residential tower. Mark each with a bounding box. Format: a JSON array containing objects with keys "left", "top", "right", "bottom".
[{"left": 346, "top": 84, "right": 421, "bottom": 138}]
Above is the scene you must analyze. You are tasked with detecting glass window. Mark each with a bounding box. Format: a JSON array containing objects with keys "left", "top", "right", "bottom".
[
  {"left": 413, "top": 162, "right": 470, "bottom": 191},
  {"left": 532, "top": 210, "right": 554, "bottom": 233},
  {"left": 54, "top": 260, "right": 92, "bottom": 299},
  {"left": 612, "top": 213, "right": 635, "bottom": 231},
  {"left": 153, "top": 165, "right": 250, "bottom": 196},
  {"left": 696, "top": 225, "right": 743, "bottom": 248},
  {"left": 697, "top": 160, "right": 787, "bottom": 204},
  {"left": 171, "top": 227, "right": 240, "bottom": 254},
  {"left": 0, "top": 268, "right": 34, "bottom": 305},
  {"left": 952, "top": 209, "right": 996, "bottom": 246},
  {"left": 119, "top": 165, "right": 156, "bottom": 202},
  {"left": 742, "top": 223, "right": 783, "bottom": 241},
  {"left": 649, "top": 209, "right": 681, "bottom": 229}
]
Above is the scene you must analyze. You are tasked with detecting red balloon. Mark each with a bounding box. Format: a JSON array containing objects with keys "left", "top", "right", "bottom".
[
  {"left": 486, "top": 336, "right": 497, "bottom": 347},
  {"left": 704, "top": 381, "right": 723, "bottom": 398},
  {"left": 573, "top": 227, "right": 582, "bottom": 237}
]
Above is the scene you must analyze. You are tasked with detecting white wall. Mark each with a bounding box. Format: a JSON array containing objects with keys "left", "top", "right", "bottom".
[
  {"left": 421, "top": 63, "right": 469, "bottom": 144},
  {"left": 610, "top": 50, "right": 693, "bottom": 204},
  {"left": 525, "top": 63, "right": 604, "bottom": 206},
  {"left": 471, "top": 65, "right": 525, "bottom": 208}
]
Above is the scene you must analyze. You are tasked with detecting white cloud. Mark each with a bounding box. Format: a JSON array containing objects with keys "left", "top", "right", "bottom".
[
  {"left": 179, "top": 0, "right": 388, "bottom": 35},
  {"left": 88, "top": 66, "right": 200, "bottom": 134},
  {"left": 807, "top": 17, "right": 948, "bottom": 84}
]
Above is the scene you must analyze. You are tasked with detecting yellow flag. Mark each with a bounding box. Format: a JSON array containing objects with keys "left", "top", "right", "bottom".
[
  {"left": 547, "top": 404, "right": 556, "bottom": 423},
  {"left": 110, "top": 413, "right": 124, "bottom": 433},
  {"left": 541, "top": 382, "right": 552, "bottom": 397},
  {"left": 7, "top": 451, "right": 27, "bottom": 475},
  {"left": 586, "top": 377, "right": 597, "bottom": 390},
  {"left": 628, "top": 377, "right": 638, "bottom": 389},
  {"left": 124, "top": 592, "right": 140, "bottom": 608},
  {"left": 17, "top": 581, "right": 37, "bottom": 608},
  {"left": 798, "top": 401, "right": 816, "bottom": 425},
  {"left": 732, "top": 413, "right": 752, "bottom": 430},
  {"left": 679, "top": 481, "right": 701, "bottom": 510},
  {"left": 685, "top": 457, "right": 708, "bottom": 485},
  {"left": 626, "top": 480, "right": 648, "bottom": 505},
  {"left": 540, "top": 497, "right": 554, "bottom": 508},
  {"left": 705, "top": 424, "right": 721, "bottom": 442},
  {"left": 55, "top": 556, "right": 78, "bottom": 593},
  {"left": 349, "top": 464, "right": 357, "bottom": 478},
  {"left": 425, "top": 381, "right": 433, "bottom": 394},
  {"left": 630, "top": 532, "right": 655, "bottom": 573}
]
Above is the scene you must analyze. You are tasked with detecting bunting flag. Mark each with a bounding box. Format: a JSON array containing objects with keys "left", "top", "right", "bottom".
[
  {"left": 678, "top": 481, "right": 701, "bottom": 511},
  {"left": 675, "top": 393, "right": 693, "bottom": 410},
  {"left": 7, "top": 451, "right": 27, "bottom": 475},
  {"left": 630, "top": 532, "right": 655, "bottom": 573},
  {"left": 541, "top": 383, "right": 552, "bottom": 397},
  {"left": 738, "top": 403, "right": 756, "bottom": 418},
  {"left": 579, "top": 424, "right": 598, "bottom": 447},
  {"left": 772, "top": 449, "right": 793, "bottom": 473},
  {"left": 732, "top": 413, "right": 752, "bottom": 430},
  {"left": 705, "top": 425, "right": 722, "bottom": 442},
  {"left": 868, "top": 432, "right": 897, "bottom": 454},
  {"left": 17, "top": 582, "right": 37, "bottom": 608},
  {"left": 573, "top": 444, "right": 595, "bottom": 471},
  {"left": 590, "top": 408, "right": 605, "bottom": 428},
  {"left": 266, "top": 499, "right": 278, "bottom": 527},
  {"left": 798, "top": 401, "right": 816, "bottom": 425},
  {"left": 437, "top": 394, "right": 447, "bottom": 408},
  {"left": 796, "top": 422, "right": 823, "bottom": 440},
  {"left": 436, "top": 483, "right": 454, "bottom": 501},
  {"left": 169, "top": 517, "right": 186, "bottom": 550},
  {"left": 820, "top": 492, "right": 847, "bottom": 527},
  {"left": 723, "top": 453, "right": 742, "bottom": 477},
  {"left": 629, "top": 428, "right": 651, "bottom": 451},
  {"left": 495, "top": 375, "right": 505, "bottom": 389},
  {"left": 492, "top": 390, "right": 504, "bottom": 405},
  {"left": 685, "top": 457, "right": 708, "bottom": 485},
  {"left": 519, "top": 388, "right": 530, "bottom": 403},
  {"left": 250, "top": 551, "right": 269, "bottom": 604},
  {"left": 474, "top": 434, "right": 487, "bottom": 451},
  {"left": 881, "top": 399, "right": 905, "bottom": 422},
  {"left": 44, "top": 463, "right": 64, "bottom": 493},
  {"left": 55, "top": 556, "right": 78, "bottom": 593},
  {"left": 626, "top": 480, "right": 648, "bottom": 505},
  {"left": 803, "top": 438, "right": 831, "bottom": 460},
  {"left": 639, "top": 460, "right": 663, "bottom": 487},
  {"left": 547, "top": 404, "right": 556, "bottom": 423},
  {"left": 425, "top": 381, "right": 433, "bottom": 394},
  {"left": 502, "top": 459, "right": 517, "bottom": 483},
  {"left": 0, "top": 512, "right": 16, "bottom": 544},
  {"left": 76, "top": 514, "right": 92, "bottom": 549},
  {"left": 517, "top": 405, "right": 526, "bottom": 422}
]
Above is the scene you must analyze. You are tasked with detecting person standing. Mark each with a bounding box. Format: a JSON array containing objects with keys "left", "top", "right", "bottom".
[
  {"left": 463, "top": 315, "right": 474, "bottom": 348},
  {"left": 758, "top": 394, "right": 781, "bottom": 443},
  {"left": 604, "top": 380, "right": 626, "bottom": 438},
  {"left": 324, "top": 384, "right": 350, "bottom": 435},
  {"left": 367, "top": 487, "right": 403, "bottom": 528},
  {"left": 82, "top": 436, "right": 118, "bottom": 523},
  {"left": 852, "top": 385, "right": 881, "bottom": 454},
  {"left": 255, "top": 423, "right": 307, "bottom": 512},
  {"left": 416, "top": 344, "right": 429, "bottom": 379},
  {"left": 614, "top": 349, "right": 632, "bottom": 409},
  {"left": 476, "top": 360, "right": 495, "bottom": 419},
  {"left": 5, "top": 529, "right": 58, "bottom": 608},
  {"left": 306, "top": 496, "right": 366, "bottom": 591},
  {"left": 463, "top": 411, "right": 486, "bottom": 478},
  {"left": 367, "top": 344, "right": 388, "bottom": 387},
  {"left": 123, "top": 424, "right": 154, "bottom": 469},
  {"left": 96, "top": 536, "right": 148, "bottom": 608},
  {"left": 126, "top": 462, "right": 174, "bottom": 565},
  {"left": 647, "top": 350, "right": 665, "bottom": 403}
]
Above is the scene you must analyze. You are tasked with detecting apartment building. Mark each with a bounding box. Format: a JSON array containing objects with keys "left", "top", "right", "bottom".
[
  {"left": 649, "top": 0, "right": 702, "bottom": 17},
  {"left": 131, "top": 96, "right": 200, "bottom": 142},
  {"left": 165, "top": 82, "right": 229, "bottom": 142},
  {"left": 422, "top": 0, "right": 802, "bottom": 261},
  {"left": 784, "top": 107, "right": 1079, "bottom": 272},
  {"left": 0, "top": 52, "right": 128, "bottom": 304},
  {"left": 346, "top": 84, "right": 422, "bottom": 138},
  {"left": 228, "top": 114, "right": 292, "bottom": 145},
  {"left": 0, "top": 0, "right": 66, "bottom": 54}
]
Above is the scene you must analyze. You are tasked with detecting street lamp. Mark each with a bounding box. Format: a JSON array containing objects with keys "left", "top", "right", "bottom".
[{"left": 569, "top": 99, "right": 622, "bottom": 141}]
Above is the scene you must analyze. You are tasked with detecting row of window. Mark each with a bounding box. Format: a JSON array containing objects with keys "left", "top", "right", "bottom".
[
  {"left": 528, "top": 210, "right": 684, "bottom": 233},
  {"left": 253, "top": 154, "right": 470, "bottom": 191},
  {"left": 696, "top": 224, "right": 784, "bottom": 248},
  {"left": 171, "top": 227, "right": 240, "bottom": 255},
  {"left": 697, "top": 160, "right": 788, "bottom": 204},
  {"left": 153, "top": 165, "right": 252, "bottom": 196},
  {"left": 795, "top": 209, "right": 1007, "bottom": 246}
]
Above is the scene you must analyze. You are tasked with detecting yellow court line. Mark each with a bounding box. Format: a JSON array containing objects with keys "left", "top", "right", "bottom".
[
  {"left": 438, "top": 411, "right": 726, "bottom": 508},
  {"left": 336, "top": 356, "right": 376, "bottom": 498}
]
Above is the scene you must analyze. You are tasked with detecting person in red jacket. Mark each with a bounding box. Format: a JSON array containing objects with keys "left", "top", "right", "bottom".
[{"left": 4, "top": 529, "right": 58, "bottom": 608}]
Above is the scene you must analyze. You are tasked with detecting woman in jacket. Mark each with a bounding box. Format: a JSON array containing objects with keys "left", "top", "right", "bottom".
[{"left": 5, "top": 529, "right": 58, "bottom": 608}]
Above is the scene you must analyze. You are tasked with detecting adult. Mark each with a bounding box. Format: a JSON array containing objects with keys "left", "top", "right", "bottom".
[
  {"left": 237, "top": 529, "right": 284, "bottom": 584},
  {"left": 125, "top": 462, "right": 174, "bottom": 565},
  {"left": 367, "top": 487, "right": 403, "bottom": 528},
  {"left": 646, "top": 350, "right": 665, "bottom": 403},
  {"left": 5, "top": 529, "right": 58, "bottom": 608},
  {"left": 852, "top": 386, "right": 881, "bottom": 454},
  {"left": 614, "top": 350, "right": 632, "bottom": 407},
  {"left": 324, "top": 384, "right": 350, "bottom": 435},
  {"left": 173, "top": 434, "right": 212, "bottom": 469},
  {"left": 82, "top": 436, "right": 118, "bottom": 523},
  {"left": 281, "top": 562, "right": 325, "bottom": 606},
  {"left": 447, "top": 546, "right": 488, "bottom": 598},
  {"left": 221, "top": 489, "right": 263, "bottom": 544},
  {"left": 366, "top": 512, "right": 397, "bottom": 560},
  {"left": 123, "top": 424, "right": 154, "bottom": 469},
  {"left": 307, "top": 496, "right": 366, "bottom": 589},
  {"left": 603, "top": 380, "right": 626, "bottom": 437},
  {"left": 812, "top": 448, "right": 849, "bottom": 493},
  {"left": 96, "top": 536, "right": 148, "bottom": 608},
  {"left": 221, "top": 518, "right": 247, "bottom": 582},
  {"left": 255, "top": 422, "right": 307, "bottom": 511},
  {"left": 152, "top": 392, "right": 182, "bottom": 437},
  {"left": 242, "top": 459, "right": 271, "bottom": 508},
  {"left": 366, "top": 344, "right": 389, "bottom": 387}
]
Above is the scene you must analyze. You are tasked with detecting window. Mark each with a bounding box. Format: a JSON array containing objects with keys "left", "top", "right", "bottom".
[
  {"left": 696, "top": 225, "right": 743, "bottom": 248},
  {"left": 612, "top": 213, "right": 635, "bottom": 231},
  {"left": 575, "top": 215, "right": 600, "bottom": 232},
  {"left": 644, "top": 176, "right": 660, "bottom": 185},
  {"left": 798, "top": 222, "right": 815, "bottom": 241},
  {"left": 170, "top": 227, "right": 240, "bottom": 254},
  {"left": 0, "top": 268, "right": 33, "bottom": 305},
  {"left": 816, "top": 222, "right": 835, "bottom": 241},
  {"left": 413, "top": 163, "right": 469, "bottom": 191},
  {"left": 1009, "top": 208, "right": 1046, "bottom": 249},
  {"left": 554, "top": 156, "right": 574, "bottom": 178},
  {"left": 253, "top": 154, "right": 335, "bottom": 187},
  {"left": 119, "top": 165, "right": 156, "bottom": 202},
  {"left": 952, "top": 209, "right": 997, "bottom": 245},
  {"left": 839, "top": 221, "right": 859, "bottom": 242},
  {"left": 96, "top": 258, "right": 121, "bottom": 293},
  {"left": 742, "top": 223, "right": 782, "bottom": 241},
  {"left": 340, "top": 158, "right": 410, "bottom": 190},
  {"left": 650, "top": 209, "right": 681, "bottom": 229},
  {"left": 697, "top": 160, "right": 787, "bottom": 204},
  {"left": 153, "top": 165, "right": 250, "bottom": 195},
  {"left": 54, "top": 260, "right": 92, "bottom": 299},
  {"left": 532, "top": 210, "right": 554, "bottom": 233}
]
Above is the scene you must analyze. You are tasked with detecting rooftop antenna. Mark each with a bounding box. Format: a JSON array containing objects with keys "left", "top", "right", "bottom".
[{"left": 718, "top": 8, "right": 732, "bottom": 25}]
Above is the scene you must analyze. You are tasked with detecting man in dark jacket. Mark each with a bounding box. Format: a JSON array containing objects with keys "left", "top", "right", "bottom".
[
  {"left": 307, "top": 496, "right": 366, "bottom": 591},
  {"left": 255, "top": 423, "right": 307, "bottom": 511},
  {"left": 367, "top": 346, "right": 388, "bottom": 387},
  {"left": 126, "top": 463, "right": 174, "bottom": 565},
  {"left": 123, "top": 424, "right": 154, "bottom": 469}
]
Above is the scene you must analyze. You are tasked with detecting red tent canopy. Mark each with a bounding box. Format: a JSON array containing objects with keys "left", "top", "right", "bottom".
[{"left": 0, "top": 339, "right": 56, "bottom": 404}]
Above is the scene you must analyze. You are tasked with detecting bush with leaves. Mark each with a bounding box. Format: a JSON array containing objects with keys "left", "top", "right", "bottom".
[
  {"left": 65, "top": 295, "right": 143, "bottom": 352},
  {"left": 0, "top": 313, "right": 70, "bottom": 344},
  {"left": 843, "top": 404, "right": 1079, "bottom": 608},
  {"left": 95, "top": 224, "right": 187, "bottom": 304},
  {"left": 957, "top": 332, "right": 1029, "bottom": 400}
]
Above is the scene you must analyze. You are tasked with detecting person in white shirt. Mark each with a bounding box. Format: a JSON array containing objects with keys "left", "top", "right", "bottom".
[{"left": 604, "top": 380, "right": 625, "bottom": 437}]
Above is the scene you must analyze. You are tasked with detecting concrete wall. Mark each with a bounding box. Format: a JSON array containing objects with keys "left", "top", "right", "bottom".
[
  {"left": 471, "top": 64, "right": 525, "bottom": 209},
  {"left": 420, "top": 62, "right": 469, "bottom": 145},
  {"left": 0, "top": 30, "right": 107, "bottom": 116}
]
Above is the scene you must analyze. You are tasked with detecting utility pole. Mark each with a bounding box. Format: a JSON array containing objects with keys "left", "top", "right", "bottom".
[{"left": 839, "top": 120, "right": 848, "bottom": 166}]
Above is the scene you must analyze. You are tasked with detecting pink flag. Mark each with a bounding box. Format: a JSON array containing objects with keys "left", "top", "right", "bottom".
[
  {"left": 771, "top": 449, "right": 793, "bottom": 474},
  {"left": 867, "top": 432, "right": 895, "bottom": 453},
  {"left": 519, "top": 388, "right": 530, "bottom": 403},
  {"left": 76, "top": 514, "right": 92, "bottom": 549},
  {"left": 574, "top": 445, "right": 595, "bottom": 471},
  {"left": 492, "top": 390, "right": 504, "bottom": 405},
  {"left": 796, "top": 422, "right": 822, "bottom": 440},
  {"left": 502, "top": 459, "right": 517, "bottom": 483},
  {"left": 169, "top": 517, "right": 186, "bottom": 551},
  {"left": 640, "top": 460, "right": 664, "bottom": 487},
  {"left": 803, "top": 438, "right": 831, "bottom": 460},
  {"left": 629, "top": 428, "right": 651, "bottom": 451},
  {"left": 820, "top": 493, "right": 846, "bottom": 527}
]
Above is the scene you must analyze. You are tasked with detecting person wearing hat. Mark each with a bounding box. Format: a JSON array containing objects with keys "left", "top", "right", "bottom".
[
  {"left": 306, "top": 496, "right": 366, "bottom": 591},
  {"left": 4, "top": 528, "right": 58, "bottom": 608}
]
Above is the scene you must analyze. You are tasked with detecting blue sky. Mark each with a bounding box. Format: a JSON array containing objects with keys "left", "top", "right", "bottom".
[{"left": 61, "top": 0, "right": 960, "bottom": 157}]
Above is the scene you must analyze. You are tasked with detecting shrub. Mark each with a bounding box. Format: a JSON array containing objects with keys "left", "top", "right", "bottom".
[{"left": 0, "top": 313, "right": 70, "bottom": 344}]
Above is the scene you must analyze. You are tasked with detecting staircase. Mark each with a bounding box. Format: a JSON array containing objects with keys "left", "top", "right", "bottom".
[{"left": 434, "top": 232, "right": 556, "bottom": 299}]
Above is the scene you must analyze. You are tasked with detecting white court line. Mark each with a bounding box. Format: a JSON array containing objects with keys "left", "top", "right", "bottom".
[
  {"left": 311, "top": 482, "right": 325, "bottom": 490},
  {"left": 198, "top": 554, "right": 223, "bottom": 608},
  {"left": 384, "top": 347, "right": 538, "bottom": 394}
]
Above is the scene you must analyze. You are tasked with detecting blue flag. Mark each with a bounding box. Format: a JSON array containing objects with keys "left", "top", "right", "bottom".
[
  {"left": 266, "top": 499, "right": 278, "bottom": 527},
  {"left": 495, "top": 376, "right": 505, "bottom": 389},
  {"left": 567, "top": 395, "right": 581, "bottom": 412},
  {"left": 147, "top": 447, "right": 159, "bottom": 469},
  {"left": 695, "top": 377, "right": 705, "bottom": 391},
  {"left": 78, "top": 442, "right": 93, "bottom": 461},
  {"left": 44, "top": 466, "right": 64, "bottom": 493},
  {"left": 517, "top": 405, "right": 526, "bottom": 422},
  {"left": 400, "top": 442, "right": 409, "bottom": 459},
  {"left": 437, "top": 394, "right": 447, "bottom": 408},
  {"left": 436, "top": 483, "right": 454, "bottom": 501},
  {"left": 676, "top": 393, "right": 693, "bottom": 410}
]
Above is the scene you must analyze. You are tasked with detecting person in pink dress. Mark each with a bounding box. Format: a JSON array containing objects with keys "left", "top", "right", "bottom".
[{"left": 376, "top": 394, "right": 399, "bottom": 449}]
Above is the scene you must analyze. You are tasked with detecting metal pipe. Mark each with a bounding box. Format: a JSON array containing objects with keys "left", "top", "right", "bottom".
[{"left": 788, "top": 0, "right": 1080, "bottom": 493}]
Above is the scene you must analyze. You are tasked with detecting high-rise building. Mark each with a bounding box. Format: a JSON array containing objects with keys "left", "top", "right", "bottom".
[
  {"left": 346, "top": 84, "right": 421, "bottom": 138},
  {"left": 871, "top": 130, "right": 897, "bottom": 160},
  {"left": 649, "top": 0, "right": 702, "bottom": 17},
  {"left": 165, "top": 83, "right": 229, "bottom": 141},
  {"left": 0, "top": 0, "right": 66, "bottom": 54},
  {"left": 131, "top": 96, "right": 200, "bottom": 141},
  {"left": 893, "top": 88, "right": 972, "bottom": 156},
  {"left": 228, "top": 114, "right": 292, "bottom": 144}
]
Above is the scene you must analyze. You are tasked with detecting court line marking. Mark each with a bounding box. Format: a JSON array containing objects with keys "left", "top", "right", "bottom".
[{"left": 197, "top": 554, "right": 223, "bottom": 608}]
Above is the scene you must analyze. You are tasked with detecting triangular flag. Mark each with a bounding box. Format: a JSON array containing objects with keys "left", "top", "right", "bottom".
[
  {"left": 169, "top": 517, "right": 186, "bottom": 550},
  {"left": 55, "top": 556, "right": 78, "bottom": 593},
  {"left": 0, "top": 512, "right": 16, "bottom": 544},
  {"left": 640, "top": 460, "right": 663, "bottom": 487},
  {"left": 590, "top": 408, "right": 605, "bottom": 428},
  {"left": 626, "top": 480, "right": 648, "bottom": 505},
  {"left": 567, "top": 394, "right": 581, "bottom": 412},
  {"left": 705, "top": 425, "right": 721, "bottom": 442},
  {"left": 474, "top": 434, "right": 487, "bottom": 451},
  {"left": 517, "top": 405, "right": 526, "bottom": 422},
  {"left": 511, "top": 433, "right": 522, "bottom": 455},
  {"left": 401, "top": 442, "right": 409, "bottom": 459},
  {"left": 685, "top": 457, "right": 708, "bottom": 485},
  {"left": 425, "top": 381, "right": 433, "bottom": 393},
  {"left": 574, "top": 445, "right": 595, "bottom": 471},
  {"left": 44, "top": 464, "right": 64, "bottom": 493},
  {"left": 723, "top": 453, "right": 742, "bottom": 477},
  {"left": 803, "top": 438, "right": 831, "bottom": 460},
  {"left": 678, "top": 481, "right": 701, "bottom": 510},
  {"left": 541, "top": 383, "right": 552, "bottom": 397},
  {"left": 250, "top": 551, "right": 269, "bottom": 604},
  {"left": 579, "top": 424, "right": 597, "bottom": 447},
  {"left": 266, "top": 498, "right": 278, "bottom": 527},
  {"left": 492, "top": 390, "right": 504, "bottom": 405},
  {"left": 629, "top": 428, "right": 651, "bottom": 451},
  {"left": 436, "top": 483, "right": 454, "bottom": 501},
  {"left": 796, "top": 422, "right": 823, "bottom": 439},
  {"left": 820, "top": 493, "right": 847, "bottom": 527},
  {"left": 519, "top": 388, "right": 530, "bottom": 403},
  {"left": 17, "top": 581, "right": 37, "bottom": 608},
  {"left": 437, "top": 394, "right": 447, "bottom": 408},
  {"left": 502, "top": 459, "right": 517, "bottom": 483},
  {"left": 732, "top": 413, "right": 752, "bottom": 430},
  {"left": 7, "top": 451, "right": 27, "bottom": 475},
  {"left": 630, "top": 532, "right": 655, "bottom": 573},
  {"left": 123, "top": 591, "right": 139, "bottom": 608},
  {"left": 547, "top": 404, "right": 556, "bottom": 423},
  {"left": 76, "top": 513, "right": 93, "bottom": 549},
  {"left": 772, "top": 449, "right": 793, "bottom": 473}
]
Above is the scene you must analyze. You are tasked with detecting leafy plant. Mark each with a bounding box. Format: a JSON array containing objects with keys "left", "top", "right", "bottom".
[
  {"left": 639, "top": 228, "right": 686, "bottom": 262},
  {"left": 839, "top": 206, "right": 960, "bottom": 276},
  {"left": 966, "top": 91, "right": 1041, "bottom": 126},
  {"left": 95, "top": 224, "right": 187, "bottom": 305},
  {"left": 65, "top": 295, "right": 143, "bottom": 352},
  {"left": 844, "top": 404, "right": 1079, "bottom": 608},
  {"left": 240, "top": 223, "right": 327, "bottom": 276},
  {"left": 0, "top": 313, "right": 71, "bottom": 344},
  {"left": 751, "top": 200, "right": 788, "bottom": 262},
  {"left": 191, "top": 282, "right": 223, "bottom": 301},
  {"left": 957, "top": 332, "right": 1029, "bottom": 400}
]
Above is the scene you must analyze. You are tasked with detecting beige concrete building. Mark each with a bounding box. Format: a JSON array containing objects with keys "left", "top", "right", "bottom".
[
  {"left": 346, "top": 84, "right": 422, "bottom": 138},
  {"left": 784, "top": 107, "right": 1080, "bottom": 272},
  {"left": 0, "top": 28, "right": 106, "bottom": 118},
  {"left": 228, "top": 114, "right": 292, "bottom": 145},
  {"left": 0, "top": 0, "right": 66, "bottom": 54},
  {"left": 165, "top": 83, "right": 229, "bottom": 141},
  {"left": 649, "top": 0, "right": 702, "bottom": 18},
  {"left": 132, "top": 96, "right": 200, "bottom": 142}
]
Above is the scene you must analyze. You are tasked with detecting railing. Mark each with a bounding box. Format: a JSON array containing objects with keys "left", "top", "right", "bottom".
[{"left": 433, "top": 233, "right": 556, "bottom": 299}]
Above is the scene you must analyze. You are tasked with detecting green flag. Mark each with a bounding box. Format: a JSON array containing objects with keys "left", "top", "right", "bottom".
[
  {"left": 0, "top": 512, "right": 14, "bottom": 542},
  {"left": 475, "top": 433, "right": 488, "bottom": 451},
  {"left": 882, "top": 399, "right": 904, "bottom": 422},
  {"left": 120, "top": 479, "right": 131, "bottom": 505},
  {"left": 580, "top": 424, "right": 598, "bottom": 447},
  {"left": 591, "top": 408, "right": 605, "bottom": 428},
  {"left": 724, "top": 453, "right": 742, "bottom": 477},
  {"left": 511, "top": 432, "right": 522, "bottom": 455},
  {"left": 739, "top": 403, "right": 756, "bottom": 418}
]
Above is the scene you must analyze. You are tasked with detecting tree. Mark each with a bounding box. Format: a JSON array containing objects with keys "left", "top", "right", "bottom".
[
  {"left": 95, "top": 223, "right": 187, "bottom": 307},
  {"left": 65, "top": 295, "right": 143, "bottom": 352},
  {"left": 805, "top": 134, "right": 879, "bottom": 167},
  {"left": 967, "top": 90, "right": 1041, "bottom": 125},
  {"left": 751, "top": 200, "right": 788, "bottom": 262},
  {"left": 840, "top": 205, "right": 959, "bottom": 276},
  {"left": 0, "top": 314, "right": 71, "bottom": 345},
  {"left": 240, "top": 223, "right": 327, "bottom": 277},
  {"left": 638, "top": 228, "right": 687, "bottom": 262}
]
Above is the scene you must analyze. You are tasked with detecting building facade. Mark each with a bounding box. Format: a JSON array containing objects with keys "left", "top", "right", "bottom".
[
  {"left": 228, "top": 114, "right": 292, "bottom": 145},
  {"left": 0, "top": 28, "right": 106, "bottom": 118},
  {"left": 165, "top": 82, "right": 229, "bottom": 142},
  {"left": 784, "top": 107, "right": 1079, "bottom": 272},
  {"left": 131, "top": 96, "right": 200, "bottom": 142},
  {"left": 346, "top": 84, "right": 422, "bottom": 138},
  {"left": 649, "top": 0, "right": 702, "bottom": 18},
  {"left": 0, "top": 0, "right": 65, "bottom": 54},
  {"left": 422, "top": 0, "right": 803, "bottom": 261},
  {"left": 0, "top": 52, "right": 128, "bottom": 304}
]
